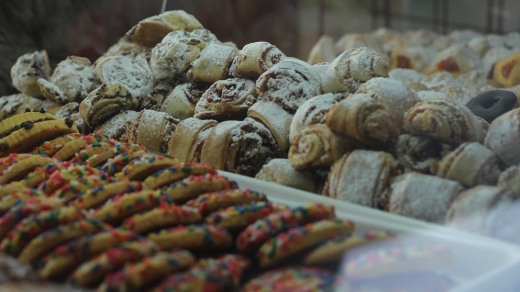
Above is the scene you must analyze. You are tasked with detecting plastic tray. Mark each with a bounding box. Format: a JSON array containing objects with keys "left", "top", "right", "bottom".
[{"left": 220, "top": 171, "right": 520, "bottom": 292}]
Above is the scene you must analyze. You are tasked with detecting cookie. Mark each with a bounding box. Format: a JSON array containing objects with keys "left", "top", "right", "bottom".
[
  {"left": 0, "top": 197, "right": 62, "bottom": 241},
  {"left": 72, "top": 139, "right": 119, "bottom": 163},
  {"left": 237, "top": 202, "right": 336, "bottom": 254},
  {"left": 70, "top": 180, "right": 143, "bottom": 210},
  {"left": 69, "top": 239, "right": 159, "bottom": 288},
  {"left": 18, "top": 218, "right": 106, "bottom": 264},
  {"left": 101, "top": 150, "right": 150, "bottom": 175},
  {"left": 38, "top": 228, "right": 137, "bottom": 280},
  {"left": 185, "top": 188, "right": 268, "bottom": 216},
  {"left": 38, "top": 164, "right": 101, "bottom": 195},
  {"left": 122, "top": 204, "right": 202, "bottom": 234},
  {"left": 143, "top": 162, "right": 216, "bottom": 190},
  {"left": 0, "top": 189, "right": 44, "bottom": 215},
  {"left": 98, "top": 250, "right": 196, "bottom": 292},
  {"left": 0, "top": 155, "right": 55, "bottom": 184},
  {"left": 206, "top": 201, "right": 288, "bottom": 231},
  {"left": 148, "top": 224, "right": 233, "bottom": 251},
  {"left": 303, "top": 231, "right": 397, "bottom": 265},
  {"left": 0, "top": 119, "right": 79, "bottom": 158},
  {"left": 52, "top": 133, "right": 106, "bottom": 161},
  {"left": 257, "top": 219, "right": 355, "bottom": 268},
  {"left": 77, "top": 141, "right": 146, "bottom": 168},
  {"left": 51, "top": 174, "right": 112, "bottom": 201},
  {"left": 161, "top": 174, "right": 239, "bottom": 203},
  {"left": 242, "top": 267, "right": 335, "bottom": 292},
  {"left": 19, "top": 162, "right": 63, "bottom": 188},
  {"left": 31, "top": 133, "right": 83, "bottom": 157},
  {"left": 0, "top": 112, "right": 55, "bottom": 140},
  {"left": 340, "top": 245, "right": 452, "bottom": 280},
  {"left": 1, "top": 206, "right": 83, "bottom": 257},
  {"left": 0, "top": 153, "right": 34, "bottom": 173},
  {"left": 114, "top": 153, "right": 180, "bottom": 181},
  {"left": 93, "top": 190, "right": 164, "bottom": 224}
]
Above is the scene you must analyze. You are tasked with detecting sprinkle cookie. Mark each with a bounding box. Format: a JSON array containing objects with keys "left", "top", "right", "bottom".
[
  {"left": 114, "top": 153, "right": 180, "bottom": 181},
  {"left": 0, "top": 154, "right": 55, "bottom": 184},
  {"left": 242, "top": 266, "right": 335, "bottom": 292},
  {"left": 206, "top": 201, "right": 288, "bottom": 231},
  {"left": 0, "top": 153, "right": 34, "bottom": 174},
  {"left": 31, "top": 133, "right": 82, "bottom": 157},
  {"left": 144, "top": 162, "right": 216, "bottom": 189},
  {"left": 185, "top": 188, "right": 268, "bottom": 216},
  {"left": 20, "top": 162, "right": 62, "bottom": 188},
  {"left": 0, "top": 181, "right": 31, "bottom": 198},
  {"left": 148, "top": 224, "right": 233, "bottom": 251},
  {"left": 51, "top": 174, "right": 112, "bottom": 201},
  {"left": 52, "top": 133, "right": 106, "bottom": 161},
  {"left": 71, "top": 180, "right": 143, "bottom": 210},
  {"left": 162, "top": 174, "right": 239, "bottom": 203},
  {"left": 93, "top": 190, "right": 164, "bottom": 224},
  {"left": 257, "top": 219, "right": 355, "bottom": 268},
  {"left": 101, "top": 150, "right": 149, "bottom": 175},
  {"left": 38, "top": 164, "right": 101, "bottom": 195},
  {"left": 121, "top": 204, "right": 202, "bottom": 234},
  {"left": 237, "top": 202, "right": 336, "bottom": 254}
]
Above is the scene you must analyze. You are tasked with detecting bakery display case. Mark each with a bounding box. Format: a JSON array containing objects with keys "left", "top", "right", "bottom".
[{"left": 1, "top": 0, "right": 520, "bottom": 291}]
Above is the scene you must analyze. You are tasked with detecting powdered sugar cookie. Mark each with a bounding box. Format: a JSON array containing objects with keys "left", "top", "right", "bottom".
[
  {"left": 242, "top": 267, "right": 335, "bottom": 292},
  {"left": 237, "top": 202, "right": 336, "bottom": 254},
  {"left": 257, "top": 219, "right": 355, "bottom": 268},
  {"left": 121, "top": 204, "right": 202, "bottom": 234},
  {"left": 148, "top": 224, "right": 233, "bottom": 251},
  {"left": 185, "top": 188, "right": 267, "bottom": 216},
  {"left": 161, "top": 173, "right": 238, "bottom": 203}
]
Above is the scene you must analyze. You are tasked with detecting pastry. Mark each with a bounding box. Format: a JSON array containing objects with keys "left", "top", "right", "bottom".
[
  {"left": 322, "top": 150, "right": 399, "bottom": 209},
  {"left": 392, "top": 134, "right": 444, "bottom": 174},
  {"left": 326, "top": 93, "right": 399, "bottom": 143},
  {"left": 497, "top": 166, "right": 520, "bottom": 196},
  {"left": 125, "top": 10, "right": 203, "bottom": 47},
  {"left": 466, "top": 89, "right": 517, "bottom": 123},
  {"left": 37, "top": 56, "right": 99, "bottom": 104},
  {"left": 143, "top": 162, "right": 216, "bottom": 189},
  {"left": 248, "top": 101, "right": 293, "bottom": 151},
  {"left": 236, "top": 202, "right": 335, "bottom": 254},
  {"left": 289, "top": 92, "right": 344, "bottom": 143},
  {"left": 54, "top": 102, "right": 90, "bottom": 134},
  {"left": 386, "top": 172, "right": 463, "bottom": 223},
  {"left": 140, "top": 82, "right": 175, "bottom": 111},
  {"left": 167, "top": 117, "right": 218, "bottom": 162},
  {"left": 303, "top": 231, "right": 396, "bottom": 265},
  {"left": 257, "top": 219, "right": 354, "bottom": 268},
  {"left": 121, "top": 204, "right": 201, "bottom": 234},
  {"left": 420, "top": 71, "right": 458, "bottom": 91},
  {"left": 390, "top": 46, "right": 437, "bottom": 73},
  {"left": 205, "top": 201, "right": 286, "bottom": 231},
  {"left": 126, "top": 109, "right": 179, "bottom": 153},
  {"left": 484, "top": 108, "right": 520, "bottom": 166},
  {"left": 289, "top": 124, "right": 363, "bottom": 169},
  {"left": 194, "top": 78, "right": 258, "bottom": 121},
  {"left": 160, "top": 82, "right": 210, "bottom": 120},
  {"left": 10, "top": 51, "right": 51, "bottom": 97},
  {"left": 187, "top": 43, "right": 236, "bottom": 83},
  {"left": 255, "top": 158, "right": 321, "bottom": 193},
  {"left": 184, "top": 188, "right": 268, "bottom": 216},
  {"left": 355, "top": 77, "right": 420, "bottom": 131},
  {"left": 147, "top": 224, "right": 233, "bottom": 251},
  {"left": 230, "top": 41, "right": 287, "bottom": 79},
  {"left": 242, "top": 267, "right": 334, "bottom": 292},
  {"left": 403, "top": 99, "right": 486, "bottom": 145},
  {"left": 0, "top": 94, "right": 43, "bottom": 121},
  {"left": 98, "top": 250, "right": 195, "bottom": 292},
  {"left": 335, "top": 33, "right": 384, "bottom": 55},
  {"left": 79, "top": 83, "right": 139, "bottom": 128},
  {"left": 434, "top": 142, "right": 501, "bottom": 187},
  {"left": 100, "top": 38, "right": 148, "bottom": 60},
  {"left": 200, "top": 118, "right": 278, "bottom": 176},
  {"left": 256, "top": 58, "right": 322, "bottom": 113},
  {"left": 493, "top": 51, "right": 520, "bottom": 87},
  {"left": 426, "top": 44, "right": 482, "bottom": 76},
  {"left": 388, "top": 68, "right": 426, "bottom": 85},
  {"left": 33, "top": 99, "right": 62, "bottom": 115},
  {"left": 95, "top": 55, "right": 154, "bottom": 100},
  {"left": 307, "top": 35, "right": 337, "bottom": 65},
  {"left": 93, "top": 110, "right": 138, "bottom": 141},
  {"left": 161, "top": 173, "right": 238, "bottom": 203}
]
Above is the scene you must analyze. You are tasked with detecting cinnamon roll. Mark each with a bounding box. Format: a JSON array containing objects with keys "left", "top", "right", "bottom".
[
  {"left": 94, "top": 110, "right": 138, "bottom": 141},
  {"left": 248, "top": 101, "right": 293, "bottom": 152},
  {"left": 484, "top": 108, "right": 520, "bottom": 166},
  {"left": 326, "top": 93, "right": 399, "bottom": 144},
  {"left": 160, "top": 82, "right": 210, "bottom": 120},
  {"left": 392, "top": 134, "right": 444, "bottom": 174},
  {"left": 229, "top": 41, "right": 287, "bottom": 79},
  {"left": 194, "top": 78, "right": 258, "bottom": 121},
  {"left": 200, "top": 118, "right": 278, "bottom": 176},
  {"left": 256, "top": 58, "right": 322, "bottom": 113},
  {"left": 140, "top": 82, "right": 175, "bottom": 111},
  {"left": 167, "top": 117, "right": 218, "bottom": 163},
  {"left": 289, "top": 93, "right": 344, "bottom": 143},
  {"left": 187, "top": 43, "right": 236, "bottom": 83},
  {"left": 307, "top": 35, "right": 337, "bottom": 65},
  {"left": 127, "top": 110, "right": 179, "bottom": 153},
  {"left": 255, "top": 158, "right": 321, "bottom": 193},
  {"left": 403, "top": 99, "right": 486, "bottom": 145},
  {"left": 289, "top": 124, "right": 363, "bottom": 169},
  {"left": 10, "top": 50, "right": 51, "bottom": 98}
]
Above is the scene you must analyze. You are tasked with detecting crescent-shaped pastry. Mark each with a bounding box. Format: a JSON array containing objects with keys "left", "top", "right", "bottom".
[
  {"left": 248, "top": 101, "right": 293, "bottom": 151},
  {"left": 167, "top": 117, "right": 218, "bottom": 163}
]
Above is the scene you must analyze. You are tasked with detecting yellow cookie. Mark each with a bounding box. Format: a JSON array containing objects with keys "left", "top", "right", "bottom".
[
  {"left": 114, "top": 153, "right": 180, "bottom": 181},
  {"left": 38, "top": 164, "right": 101, "bottom": 195},
  {"left": 0, "top": 112, "right": 55, "bottom": 139},
  {"left": 257, "top": 219, "right": 356, "bottom": 268},
  {"left": 101, "top": 150, "right": 149, "bottom": 175},
  {"left": 19, "top": 162, "right": 63, "bottom": 188},
  {"left": 18, "top": 218, "right": 106, "bottom": 264},
  {"left": 0, "top": 153, "right": 33, "bottom": 174},
  {"left": 0, "top": 155, "right": 55, "bottom": 185},
  {"left": 77, "top": 141, "right": 146, "bottom": 168},
  {"left": 148, "top": 224, "right": 233, "bottom": 251},
  {"left": 93, "top": 190, "right": 164, "bottom": 224},
  {"left": 98, "top": 250, "right": 196, "bottom": 292},
  {"left": 185, "top": 188, "right": 268, "bottom": 216},
  {"left": 31, "top": 133, "right": 83, "bottom": 157},
  {"left": 0, "top": 189, "right": 45, "bottom": 215},
  {"left": 68, "top": 239, "right": 159, "bottom": 288},
  {"left": 0, "top": 119, "right": 78, "bottom": 158},
  {"left": 144, "top": 162, "right": 217, "bottom": 190},
  {"left": 162, "top": 174, "right": 239, "bottom": 204},
  {"left": 51, "top": 174, "right": 112, "bottom": 202},
  {"left": 52, "top": 133, "right": 106, "bottom": 161},
  {"left": 0, "top": 181, "right": 31, "bottom": 199},
  {"left": 121, "top": 204, "right": 202, "bottom": 234},
  {"left": 71, "top": 180, "right": 144, "bottom": 210},
  {"left": 38, "top": 228, "right": 138, "bottom": 280},
  {"left": 1, "top": 205, "right": 82, "bottom": 257}
]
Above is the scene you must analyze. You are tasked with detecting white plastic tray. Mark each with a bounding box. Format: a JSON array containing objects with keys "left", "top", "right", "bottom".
[{"left": 220, "top": 171, "right": 520, "bottom": 292}]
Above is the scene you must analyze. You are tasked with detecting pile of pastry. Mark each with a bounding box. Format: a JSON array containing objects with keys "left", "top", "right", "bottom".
[
  {"left": 0, "top": 112, "right": 459, "bottom": 292},
  {"left": 308, "top": 28, "right": 520, "bottom": 88}
]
